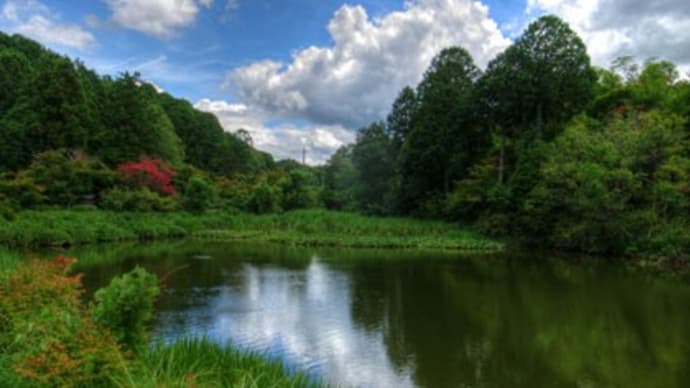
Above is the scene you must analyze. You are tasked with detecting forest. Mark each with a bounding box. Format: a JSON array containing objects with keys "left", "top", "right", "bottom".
[
  {"left": 2, "top": 15, "right": 690, "bottom": 260},
  {"left": 3, "top": 12, "right": 690, "bottom": 388}
]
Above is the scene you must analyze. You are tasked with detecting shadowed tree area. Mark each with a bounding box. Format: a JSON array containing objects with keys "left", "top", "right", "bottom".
[{"left": 345, "top": 255, "right": 690, "bottom": 388}]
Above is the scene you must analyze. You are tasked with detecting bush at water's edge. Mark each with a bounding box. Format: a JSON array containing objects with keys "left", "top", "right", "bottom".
[{"left": 0, "top": 256, "right": 321, "bottom": 387}]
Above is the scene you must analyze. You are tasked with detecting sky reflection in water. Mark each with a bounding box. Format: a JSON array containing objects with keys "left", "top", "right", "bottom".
[
  {"left": 78, "top": 242, "right": 690, "bottom": 388},
  {"left": 153, "top": 257, "right": 414, "bottom": 388}
]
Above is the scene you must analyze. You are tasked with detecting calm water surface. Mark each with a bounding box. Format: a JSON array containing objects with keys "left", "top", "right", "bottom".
[{"left": 74, "top": 241, "right": 690, "bottom": 388}]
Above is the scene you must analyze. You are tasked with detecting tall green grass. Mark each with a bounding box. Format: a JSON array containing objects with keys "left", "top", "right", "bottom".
[
  {"left": 0, "top": 209, "right": 503, "bottom": 251},
  {"left": 119, "top": 337, "right": 319, "bottom": 388},
  {"left": 0, "top": 248, "right": 21, "bottom": 281}
]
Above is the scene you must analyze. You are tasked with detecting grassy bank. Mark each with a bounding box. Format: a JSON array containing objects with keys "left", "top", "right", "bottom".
[
  {"left": 0, "top": 209, "right": 502, "bottom": 251},
  {"left": 131, "top": 338, "right": 317, "bottom": 388}
]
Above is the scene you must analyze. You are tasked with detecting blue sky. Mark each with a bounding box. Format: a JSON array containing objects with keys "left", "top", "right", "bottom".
[
  {"left": 12, "top": 0, "right": 522, "bottom": 101},
  {"left": 1, "top": 0, "right": 688, "bottom": 163}
]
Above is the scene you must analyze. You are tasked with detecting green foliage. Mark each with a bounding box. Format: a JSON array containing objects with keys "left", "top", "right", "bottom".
[
  {"left": 0, "top": 48, "right": 31, "bottom": 113},
  {"left": 0, "top": 116, "right": 31, "bottom": 172},
  {"left": 0, "top": 209, "right": 501, "bottom": 252},
  {"left": 24, "top": 149, "right": 116, "bottom": 207},
  {"left": 26, "top": 57, "right": 94, "bottom": 154},
  {"left": 0, "top": 196, "right": 16, "bottom": 221},
  {"left": 399, "top": 47, "right": 484, "bottom": 213},
  {"left": 522, "top": 112, "right": 690, "bottom": 255},
  {"left": 248, "top": 179, "right": 283, "bottom": 214},
  {"left": 133, "top": 337, "right": 319, "bottom": 388},
  {"left": 100, "top": 73, "right": 184, "bottom": 165},
  {"left": 182, "top": 177, "right": 216, "bottom": 213},
  {"left": 482, "top": 15, "right": 595, "bottom": 135},
  {"left": 387, "top": 86, "right": 417, "bottom": 151},
  {"left": 322, "top": 146, "right": 358, "bottom": 211},
  {"left": 0, "top": 257, "right": 125, "bottom": 386},
  {"left": 155, "top": 92, "right": 272, "bottom": 175},
  {"left": 0, "top": 252, "right": 318, "bottom": 387},
  {"left": 6, "top": 21, "right": 690, "bottom": 260},
  {"left": 0, "top": 249, "right": 20, "bottom": 281},
  {"left": 281, "top": 169, "right": 321, "bottom": 211},
  {"left": 215, "top": 176, "right": 253, "bottom": 211},
  {"left": 317, "top": 16, "right": 690, "bottom": 260},
  {"left": 101, "top": 187, "right": 179, "bottom": 212},
  {"left": 92, "top": 267, "right": 159, "bottom": 353},
  {"left": 352, "top": 122, "right": 399, "bottom": 214},
  {"left": 0, "top": 173, "right": 45, "bottom": 209},
  {"left": 0, "top": 34, "right": 274, "bottom": 178}
]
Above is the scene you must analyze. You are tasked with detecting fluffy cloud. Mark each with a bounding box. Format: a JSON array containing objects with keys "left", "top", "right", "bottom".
[
  {"left": 207, "top": 0, "right": 690, "bottom": 164},
  {"left": 195, "top": 99, "right": 354, "bottom": 165},
  {"left": 0, "top": 0, "right": 95, "bottom": 49},
  {"left": 104, "top": 0, "right": 211, "bottom": 38},
  {"left": 526, "top": 0, "right": 690, "bottom": 70},
  {"left": 227, "top": 0, "right": 511, "bottom": 128}
]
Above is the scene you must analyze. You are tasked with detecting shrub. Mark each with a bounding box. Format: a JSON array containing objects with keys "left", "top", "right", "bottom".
[
  {"left": 100, "top": 187, "right": 179, "bottom": 212},
  {"left": 182, "top": 177, "right": 216, "bottom": 213},
  {"left": 0, "top": 195, "right": 15, "bottom": 221},
  {"left": 248, "top": 180, "right": 282, "bottom": 214},
  {"left": 0, "top": 172, "right": 45, "bottom": 208},
  {"left": 24, "top": 149, "right": 116, "bottom": 207},
  {"left": 91, "top": 266, "right": 159, "bottom": 353},
  {"left": 116, "top": 157, "right": 177, "bottom": 195},
  {"left": 281, "top": 170, "right": 321, "bottom": 211},
  {"left": 0, "top": 257, "right": 124, "bottom": 386},
  {"left": 215, "top": 176, "right": 252, "bottom": 211}
]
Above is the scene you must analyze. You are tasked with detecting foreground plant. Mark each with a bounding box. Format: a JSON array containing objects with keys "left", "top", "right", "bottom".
[
  {"left": 0, "top": 256, "right": 124, "bottom": 386},
  {"left": 0, "top": 256, "right": 323, "bottom": 387},
  {"left": 92, "top": 266, "right": 160, "bottom": 354}
]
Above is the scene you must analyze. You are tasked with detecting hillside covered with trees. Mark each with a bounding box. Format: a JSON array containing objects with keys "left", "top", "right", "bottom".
[
  {"left": 3, "top": 15, "right": 690, "bottom": 259},
  {"left": 0, "top": 29, "right": 326, "bottom": 217}
]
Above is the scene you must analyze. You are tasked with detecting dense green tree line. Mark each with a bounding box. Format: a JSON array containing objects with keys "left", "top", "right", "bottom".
[
  {"left": 3, "top": 16, "right": 690, "bottom": 259},
  {"left": 0, "top": 31, "right": 269, "bottom": 174},
  {"left": 323, "top": 15, "right": 690, "bottom": 258},
  {"left": 0, "top": 30, "right": 327, "bottom": 216}
]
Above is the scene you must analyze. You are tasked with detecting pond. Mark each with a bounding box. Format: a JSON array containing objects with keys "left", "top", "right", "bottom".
[{"left": 71, "top": 241, "right": 690, "bottom": 388}]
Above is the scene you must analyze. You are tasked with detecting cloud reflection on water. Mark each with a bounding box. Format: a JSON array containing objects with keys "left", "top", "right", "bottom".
[{"left": 154, "top": 256, "right": 414, "bottom": 388}]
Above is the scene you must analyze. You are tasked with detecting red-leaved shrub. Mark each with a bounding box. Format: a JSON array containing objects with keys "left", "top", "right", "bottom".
[{"left": 116, "top": 157, "right": 177, "bottom": 195}]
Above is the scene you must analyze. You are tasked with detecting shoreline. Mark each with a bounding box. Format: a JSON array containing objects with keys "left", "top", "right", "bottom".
[{"left": 0, "top": 209, "right": 504, "bottom": 251}]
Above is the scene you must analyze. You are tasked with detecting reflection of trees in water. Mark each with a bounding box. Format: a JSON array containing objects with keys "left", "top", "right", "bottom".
[
  {"left": 78, "top": 241, "right": 317, "bottom": 335},
  {"left": 347, "top": 256, "right": 690, "bottom": 388},
  {"left": 79, "top": 244, "right": 690, "bottom": 387}
]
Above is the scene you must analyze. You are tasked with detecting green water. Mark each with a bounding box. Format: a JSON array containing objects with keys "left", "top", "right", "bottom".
[{"left": 69, "top": 241, "right": 690, "bottom": 388}]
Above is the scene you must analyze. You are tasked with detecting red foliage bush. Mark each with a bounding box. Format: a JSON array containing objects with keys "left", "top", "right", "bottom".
[{"left": 116, "top": 157, "right": 177, "bottom": 195}]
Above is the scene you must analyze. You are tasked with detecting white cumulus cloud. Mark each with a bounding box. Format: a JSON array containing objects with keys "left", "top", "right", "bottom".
[
  {"left": 227, "top": 0, "right": 511, "bottom": 128},
  {"left": 195, "top": 98, "right": 355, "bottom": 165},
  {"left": 203, "top": 0, "right": 690, "bottom": 164},
  {"left": 104, "top": 0, "right": 211, "bottom": 38},
  {"left": 0, "top": 0, "right": 95, "bottom": 49},
  {"left": 526, "top": 0, "right": 690, "bottom": 71}
]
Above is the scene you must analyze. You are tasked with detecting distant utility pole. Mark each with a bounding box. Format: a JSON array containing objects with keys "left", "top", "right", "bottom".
[{"left": 302, "top": 145, "right": 307, "bottom": 165}]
